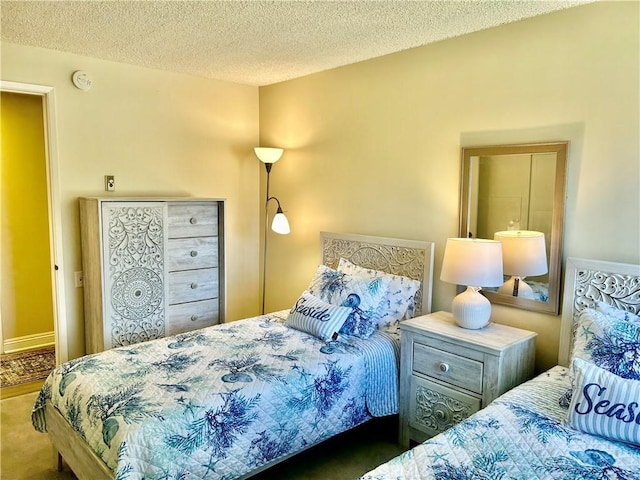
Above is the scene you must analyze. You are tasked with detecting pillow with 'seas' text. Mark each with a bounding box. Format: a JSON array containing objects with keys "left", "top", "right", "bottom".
[
  {"left": 567, "top": 357, "right": 640, "bottom": 446},
  {"left": 285, "top": 291, "right": 351, "bottom": 341}
]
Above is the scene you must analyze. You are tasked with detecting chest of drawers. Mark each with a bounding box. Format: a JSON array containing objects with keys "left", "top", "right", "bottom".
[
  {"left": 79, "top": 197, "right": 225, "bottom": 353},
  {"left": 399, "top": 311, "right": 536, "bottom": 447}
]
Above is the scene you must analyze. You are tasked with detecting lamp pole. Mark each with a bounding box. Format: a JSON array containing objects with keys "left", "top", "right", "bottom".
[{"left": 261, "top": 162, "right": 272, "bottom": 315}]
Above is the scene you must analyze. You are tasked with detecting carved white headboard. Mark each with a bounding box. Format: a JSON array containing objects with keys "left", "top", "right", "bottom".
[
  {"left": 320, "top": 231, "right": 435, "bottom": 317},
  {"left": 558, "top": 257, "right": 640, "bottom": 366}
]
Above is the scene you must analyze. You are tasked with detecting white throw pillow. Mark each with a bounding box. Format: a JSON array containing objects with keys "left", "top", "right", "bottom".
[
  {"left": 567, "top": 358, "right": 640, "bottom": 446},
  {"left": 285, "top": 291, "right": 351, "bottom": 341},
  {"left": 595, "top": 301, "right": 640, "bottom": 325},
  {"left": 337, "top": 257, "right": 420, "bottom": 332}
]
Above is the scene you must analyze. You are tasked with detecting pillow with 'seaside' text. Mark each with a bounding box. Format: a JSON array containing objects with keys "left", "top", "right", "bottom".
[{"left": 285, "top": 291, "right": 351, "bottom": 341}]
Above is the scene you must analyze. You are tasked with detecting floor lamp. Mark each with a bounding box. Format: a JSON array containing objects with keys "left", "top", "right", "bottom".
[{"left": 254, "top": 147, "right": 290, "bottom": 315}]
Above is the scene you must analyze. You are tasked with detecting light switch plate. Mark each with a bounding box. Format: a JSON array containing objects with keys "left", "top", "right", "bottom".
[{"left": 105, "top": 175, "right": 115, "bottom": 192}]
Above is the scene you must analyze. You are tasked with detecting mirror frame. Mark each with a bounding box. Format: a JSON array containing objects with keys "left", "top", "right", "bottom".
[{"left": 460, "top": 142, "right": 568, "bottom": 315}]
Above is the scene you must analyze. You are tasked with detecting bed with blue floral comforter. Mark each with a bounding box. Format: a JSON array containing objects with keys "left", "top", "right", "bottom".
[
  {"left": 360, "top": 365, "right": 640, "bottom": 479},
  {"left": 32, "top": 310, "right": 400, "bottom": 479}
]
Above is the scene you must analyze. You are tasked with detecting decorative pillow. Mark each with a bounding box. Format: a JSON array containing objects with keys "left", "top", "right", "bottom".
[
  {"left": 560, "top": 308, "right": 640, "bottom": 408},
  {"left": 285, "top": 291, "right": 351, "bottom": 341},
  {"left": 567, "top": 358, "right": 640, "bottom": 446},
  {"left": 571, "top": 308, "right": 640, "bottom": 380},
  {"left": 307, "top": 264, "right": 388, "bottom": 338},
  {"left": 337, "top": 257, "right": 421, "bottom": 332},
  {"left": 595, "top": 301, "right": 640, "bottom": 325}
]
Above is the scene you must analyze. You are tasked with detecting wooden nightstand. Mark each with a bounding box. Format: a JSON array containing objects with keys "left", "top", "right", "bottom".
[{"left": 399, "top": 311, "right": 537, "bottom": 447}]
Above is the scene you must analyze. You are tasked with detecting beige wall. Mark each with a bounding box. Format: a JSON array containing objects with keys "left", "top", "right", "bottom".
[
  {"left": 1, "top": 2, "right": 637, "bottom": 370},
  {"left": 1, "top": 92, "right": 54, "bottom": 342},
  {"left": 1, "top": 43, "right": 261, "bottom": 360},
  {"left": 258, "top": 2, "right": 640, "bottom": 372}
]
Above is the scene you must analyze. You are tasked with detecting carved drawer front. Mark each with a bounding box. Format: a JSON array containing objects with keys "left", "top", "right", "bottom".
[
  {"left": 167, "top": 237, "right": 218, "bottom": 271},
  {"left": 168, "top": 268, "right": 218, "bottom": 304},
  {"left": 168, "top": 204, "right": 218, "bottom": 238},
  {"left": 167, "top": 299, "right": 219, "bottom": 335},
  {"left": 413, "top": 342, "right": 483, "bottom": 394},
  {"left": 409, "top": 375, "right": 481, "bottom": 438}
]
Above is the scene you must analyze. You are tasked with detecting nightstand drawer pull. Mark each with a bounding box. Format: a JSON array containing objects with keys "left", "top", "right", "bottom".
[
  {"left": 438, "top": 362, "right": 450, "bottom": 373},
  {"left": 190, "top": 282, "right": 198, "bottom": 289},
  {"left": 190, "top": 314, "right": 199, "bottom": 322}
]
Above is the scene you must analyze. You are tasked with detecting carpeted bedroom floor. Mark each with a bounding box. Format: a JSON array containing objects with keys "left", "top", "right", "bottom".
[{"left": 1, "top": 391, "right": 406, "bottom": 480}]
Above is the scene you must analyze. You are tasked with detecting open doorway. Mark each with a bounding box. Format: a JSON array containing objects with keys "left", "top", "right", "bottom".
[
  {"left": 1, "top": 92, "right": 55, "bottom": 394},
  {"left": 0, "top": 81, "right": 68, "bottom": 388}
]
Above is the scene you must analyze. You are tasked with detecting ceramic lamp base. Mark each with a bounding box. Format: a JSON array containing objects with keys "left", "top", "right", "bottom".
[
  {"left": 451, "top": 286, "right": 491, "bottom": 329},
  {"left": 497, "top": 276, "right": 535, "bottom": 299}
]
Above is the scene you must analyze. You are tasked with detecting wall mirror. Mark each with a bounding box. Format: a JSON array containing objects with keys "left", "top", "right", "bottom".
[{"left": 460, "top": 142, "right": 568, "bottom": 315}]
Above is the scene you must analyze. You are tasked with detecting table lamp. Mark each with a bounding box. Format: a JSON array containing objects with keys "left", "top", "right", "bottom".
[{"left": 440, "top": 238, "right": 503, "bottom": 329}]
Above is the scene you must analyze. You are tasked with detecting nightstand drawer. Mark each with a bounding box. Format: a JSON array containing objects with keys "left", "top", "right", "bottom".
[
  {"left": 409, "top": 375, "right": 481, "bottom": 438},
  {"left": 413, "top": 342, "right": 483, "bottom": 394}
]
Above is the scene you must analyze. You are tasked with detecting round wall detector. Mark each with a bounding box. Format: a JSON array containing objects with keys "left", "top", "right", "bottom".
[{"left": 72, "top": 71, "right": 93, "bottom": 91}]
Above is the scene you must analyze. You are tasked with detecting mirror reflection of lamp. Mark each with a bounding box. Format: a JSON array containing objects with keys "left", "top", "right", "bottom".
[
  {"left": 494, "top": 230, "right": 547, "bottom": 299},
  {"left": 440, "top": 238, "right": 504, "bottom": 330}
]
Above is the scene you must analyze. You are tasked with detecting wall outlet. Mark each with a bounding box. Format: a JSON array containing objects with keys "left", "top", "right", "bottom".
[
  {"left": 105, "top": 175, "right": 115, "bottom": 192},
  {"left": 74, "top": 271, "right": 84, "bottom": 288}
]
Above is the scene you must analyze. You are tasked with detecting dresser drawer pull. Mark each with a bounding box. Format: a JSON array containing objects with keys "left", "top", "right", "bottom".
[
  {"left": 190, "top": 250, "right": 198, "bottom": 257},
  {"left": 438, "top": 362, "right": 450, "bottom": 373},
  {"left": 190, "top": 282, "right": 198, "bottom": 289},
  {"left": 189, "top": 217, "right": 198, "bottom": 224},
  {"left": 190, "top": 314, "right": 199, "bottom": 322}
]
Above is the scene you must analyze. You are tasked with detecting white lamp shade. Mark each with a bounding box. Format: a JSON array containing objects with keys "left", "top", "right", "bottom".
[
  {"left": 440, "top": 238, "right": 504, "bottom": 288},
  {"left": 494, "top": 230, "right": 547, "bottom": 277},
  {"left": 254, "top": 147, "right": 284, "bottom": 164},
  {"left": 271, "top": 212, "right": 290, "bottom": 234}
]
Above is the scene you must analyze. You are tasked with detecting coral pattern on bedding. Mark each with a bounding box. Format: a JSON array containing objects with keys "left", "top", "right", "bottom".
[
  {"left": 360, "top": 366, "right": 640, "bottom": 480},
  {"left": 308, "top": 264, "right": 389, "bottom": 338},
  {"left": 571, "top": 308, "right": 640, "bottom": 381},
  {"left": 32, "top": 311, "right": 399, "bottom": 479},
  {"left": 337, "top": 257, "right": 421, "bottom": 332}
]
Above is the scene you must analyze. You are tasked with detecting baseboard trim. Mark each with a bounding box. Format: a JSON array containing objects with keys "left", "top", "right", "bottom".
[{"left": 3, "top": 332, "right": 55, "bottom": 354}]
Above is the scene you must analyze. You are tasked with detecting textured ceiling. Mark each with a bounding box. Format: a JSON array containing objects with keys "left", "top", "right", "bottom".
[{"left": 1, "top": 1, "right": 592, "bottom": 86}]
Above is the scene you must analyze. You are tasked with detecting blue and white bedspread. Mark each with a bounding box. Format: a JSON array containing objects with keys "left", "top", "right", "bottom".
[
  {"left": 361, "top": 366, "right": 640, "bottom": 479},
  {"left": 32, "top": 310, "right": 399, "bottom": 479}
]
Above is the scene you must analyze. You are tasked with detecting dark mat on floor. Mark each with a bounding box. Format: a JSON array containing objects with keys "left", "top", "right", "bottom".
[{"left": 1, "top": 346, "right": 55, "bottom": 387}]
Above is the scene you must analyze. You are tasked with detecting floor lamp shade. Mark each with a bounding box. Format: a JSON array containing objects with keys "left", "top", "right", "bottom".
[
  {"left": 271, "top": 205, "right": 290, "bottom": 234},
  {"left": 440, "top": 238, "right": 503, "bottom": 329},
  {"left": 494, "top": 231, "right": 547, "bottom": 299},
  {"left": 254, "top": 147, "right": 284, "bottom": 164}
]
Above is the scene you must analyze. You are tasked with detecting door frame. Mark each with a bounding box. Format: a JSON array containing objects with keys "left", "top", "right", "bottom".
[{"left": 1, "top": 80, "right": 68, "bottom": 364}]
